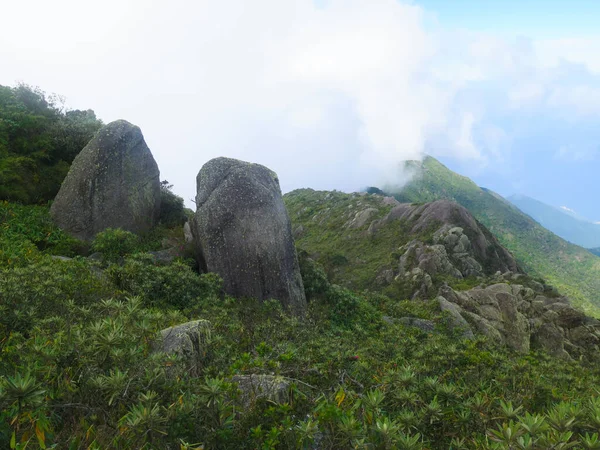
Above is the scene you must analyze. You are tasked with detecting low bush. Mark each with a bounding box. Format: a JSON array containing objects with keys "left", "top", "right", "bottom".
[
  {"left": 91, "top": 228, "right": 141, "bottom": 262},
  {"left": 107, "top": 253, "right": 222, "bottom": 309},
  {"left": 158, "top": 181, "right": 188, "bottom": 228},
  {"left": 0, "top": 201, "right": 85, "bottom": 266}
]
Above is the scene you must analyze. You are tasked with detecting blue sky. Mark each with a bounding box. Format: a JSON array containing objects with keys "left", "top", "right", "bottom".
[
  {"left": 416, "top": 0, "right": 600, "bottom": 38},
  {"left": 412, "top": 0, "right": 600, "bottom": 221},
  {"left": 0, "top": 0, "right": 598, "bottom": 221}
]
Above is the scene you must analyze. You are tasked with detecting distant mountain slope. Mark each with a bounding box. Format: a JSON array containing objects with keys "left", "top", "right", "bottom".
[
  {"left": 385, "top": 156, "right": 600, "bottom": 316},
  {"left": 591, "top": 248, "right": 600, "bottom": 257},
  {"left": 284, "top": 190, "right": 521, "bottom": 294},
  {"left": 507, "top": 194, "right": 600, "bottom": 248}
]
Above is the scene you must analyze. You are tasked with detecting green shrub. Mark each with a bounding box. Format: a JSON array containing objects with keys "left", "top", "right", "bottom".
[
  {"left": 0, "top": 201, "right": 85, "bottom": 267},
  {"left": 0, "top": 84, "right": 103, "bottom": 204},
  {"left": 298, "top": 250, "right": 330, "bottom": 301},
  {"left": 0, "top": 257, "right": 115, "bottom": 334},
  {"left": 107, "top": 253, "right": 222, "bottom": 309},
  {"left": 91, "top": 228, "right": 140, "bottom": 262},
  {"left": 158, "top": 181, "right": 188, "bottom": 228}
]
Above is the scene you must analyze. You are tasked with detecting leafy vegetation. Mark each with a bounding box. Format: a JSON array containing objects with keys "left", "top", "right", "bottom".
[
  {"left": 383, "top": 156, "right": 600, "bottom": 317},
  {"left": 0, "top": 200, "right": 87, "bottom": 266},
  {"left": 91, "top": 228, "right": 141, "bottom": 263},
  {"left": 159, "top": 180, "right": 191, "bottom": 228},
  {"left": 2, "top": 86, "right": 600, "bottom": 447},
  {"left": 285, "top": 189, "right": 407, "bottom": 291},
  {"left": 3, "top": 202, "right": 600, "bottom": 449},
  {"left": 0, "top": 84, "right": 103, "bottom": 204}
]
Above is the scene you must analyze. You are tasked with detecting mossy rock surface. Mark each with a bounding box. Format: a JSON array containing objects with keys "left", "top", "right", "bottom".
[
  {"left": 192, "top": 157, "right": 306, "bottom": 316},
  {"left": 50, "top": 120, "right": 161, "bottom": 241}
]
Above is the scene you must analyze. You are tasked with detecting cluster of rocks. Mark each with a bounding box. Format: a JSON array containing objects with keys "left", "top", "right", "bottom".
[
  {"left": 156, "top": 319, "right": 292, "bottom": 403},
  {"left": 369, "top": 201, "right": 520, "bottom": 298},
  {"left": 51, "top": 120, "right": 306, "bottom": 315},
  {"left": 51, "top": 118, "right": 600, "bottom": 368},
  {"left": 436, "top": 282, "right": 600, "bottom": 361}
]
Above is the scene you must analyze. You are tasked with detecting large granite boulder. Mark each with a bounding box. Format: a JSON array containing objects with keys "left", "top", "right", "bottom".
[
  {"left": 192, "top": 157, "right": 306, "bottom": 315},
  {"left": 51, "top": 120, "right": 161, "bottom": 241}
]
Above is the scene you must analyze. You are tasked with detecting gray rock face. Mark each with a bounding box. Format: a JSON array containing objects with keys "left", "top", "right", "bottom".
[
  {"left": 158, "top": 320, "right": 212, "bottom": 375},
  {"left": 232, "top": 375, "right": 291, "bottom": 407},
  {"left": 51, "top": 120, "right": 160, "bottom": 241},
  {"left": 192, "top": 157, "right": 306, "bottom": 315},
  {"left": 183, "top": 222, "right": 194, "bottom": 243},
  {"left": 437, "top": 283, "right": 600, "bottom": 360},
  {"left": 438, "top": 297, "right": 475, "bottom": 339},
  {"left": 371, "top": 200, "right": 520, "bottom": 276},
  {"left": 380, "top": 202, "right": 522, "bottom": 299},
  {"left": 346, "top": 208, "right": 378, "bottom": 229}
]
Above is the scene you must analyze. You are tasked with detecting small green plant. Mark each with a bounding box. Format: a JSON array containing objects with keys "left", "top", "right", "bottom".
[
  {"left": 91, "top": 228, "right": 140, "bottom": 262},
  {"left": 158, "top": 180, "right": 188, "bottom": 227}
]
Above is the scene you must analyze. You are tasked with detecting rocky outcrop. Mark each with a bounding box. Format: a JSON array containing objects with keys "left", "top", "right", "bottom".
[
  {"left": 372, "top": 200, "right": 519, "bottom": 277},
  {"left": 183, "top": 222, "right": 194, "bottom": 243},
  {"left": 232, "top": 375, "right": 291, "bottom": 407},
  {"left": 158, "top": 320, "right": 212, "bottom": 375},
  {"left": 192, "top": 157, "right": 306, "bottom": 315},
  {"left": 367, "top": 201, "right": 523, "bottom": 298},
  {"left": 438, "top": 296, "right": 475, "bottom": 339},
  {"left": 346, "top": 208, "right": 378, "bottom": 229},
  {"left": 437, "top": 283, "right": 600, "bottom": 360},
  {"left": 51, "top": 120, "right": 161, "bottom": 241}
]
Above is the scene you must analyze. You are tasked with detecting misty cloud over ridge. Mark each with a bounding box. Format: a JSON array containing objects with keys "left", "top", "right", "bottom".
[{"left": 1, "top": 0, "right": 600, "bottom": 207}]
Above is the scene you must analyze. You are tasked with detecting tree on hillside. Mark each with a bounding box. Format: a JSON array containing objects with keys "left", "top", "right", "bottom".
[{"left": 0, "top": 83, "right": 103, "bottom": 203}]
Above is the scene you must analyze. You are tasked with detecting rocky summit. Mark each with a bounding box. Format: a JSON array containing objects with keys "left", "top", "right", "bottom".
[
  {"left": 192, "top": 157, "right": 306, "bottom": 315},
  {"left": 50, "top": 120, "right": 161, "bottom": 241},
  {"left": 373, "top": 200, "right": 521, "bottom": 297}
]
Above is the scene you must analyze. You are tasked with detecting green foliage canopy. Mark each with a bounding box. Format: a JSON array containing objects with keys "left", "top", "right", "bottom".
[{"left": 0, "top": 83, "right": 102, "bottom": 203}]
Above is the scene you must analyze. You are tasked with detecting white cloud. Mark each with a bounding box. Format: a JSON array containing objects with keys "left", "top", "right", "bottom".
[
  {"left": 555, "top": 146, "right": 598, "bottom": 162},
  {"left": 535, "top": 38, "right": 600, "bottom": 74},
  {"left": 1, "top": 1, "right": 600, "bottom": 205}
]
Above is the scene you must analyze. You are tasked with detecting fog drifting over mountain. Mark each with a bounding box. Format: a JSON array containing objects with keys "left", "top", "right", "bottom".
[{"left": 2, "top": 0, "right": 599, "bottom": 209}]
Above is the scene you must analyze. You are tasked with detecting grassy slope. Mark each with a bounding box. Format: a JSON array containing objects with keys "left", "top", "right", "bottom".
[
  {"left": 284, "top": 189, "right": 401, "bottom": 291},
  {"left": 390, "top": 156, "right": 600, "bottom": 316},
  {"left": 5, "top": 202, "right": 600, "bottom": 449}
]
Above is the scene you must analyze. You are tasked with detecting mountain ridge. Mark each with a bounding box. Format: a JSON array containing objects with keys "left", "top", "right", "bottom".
[
  {"left": 507, "top": 194, "right": 600, "bottom": 249},
  {"left": 380, "top": 156, "right": 600, "bottom": 316}
]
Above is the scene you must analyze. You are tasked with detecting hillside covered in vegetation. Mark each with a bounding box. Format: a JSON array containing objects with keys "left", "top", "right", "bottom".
[
  {"left": 507, "top": 194, "right": 600, "bottom": 249},
  {"left": 381, "top": 156, "right": 600, "bottom": 317},
  {"left": 3, "top": 85, "right": 600, "bottom": 449},
  {"left": 0, "top": 84, "right": 103, "bottom": 204},
  {"left": 4, "top": 200, "right": 600, "bottom": 449}
]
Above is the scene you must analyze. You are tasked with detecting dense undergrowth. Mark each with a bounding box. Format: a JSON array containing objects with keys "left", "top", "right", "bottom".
[
  {"left": 2, "top": 202, "right": 600, "bottom": 449},
  {"left": 0, "top": 84, "right": 103, "bottom": 204}
]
